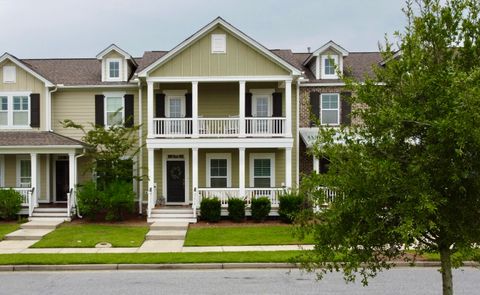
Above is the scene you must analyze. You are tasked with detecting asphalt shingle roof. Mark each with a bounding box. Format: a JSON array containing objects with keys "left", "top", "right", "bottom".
[{"left": 0, "top": 132, "right": 86, "bottom": 147}]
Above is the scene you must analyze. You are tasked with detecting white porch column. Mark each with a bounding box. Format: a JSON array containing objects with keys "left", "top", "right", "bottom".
[
  {"left": 147, "top": 81, "right": 154, "bottom": 137},
  {"left": 148, "top": 148, "right": 155, "bottom": 189},
  {"left": 313, "top": 156, "right": 320, "bottom": 174},
  {"left": 239, "top": 81, "right": 246, "bottom": 137},
  {"left": 68, "top": 153, "right": 76, "bottom": 192},
  {"left": 285, "top": 80, "right": 292, "bottom": 137},
  {"left": 285, "top": 147, "right": 292, "bottom": 188},
  {"left": 239, "top": 147, "right": 245, "bottom": 197},
  {"left": 30, "top": 153, "right": 38, "bottom": 205},
  {"left": 192, "top": 148, "right": 198, "bottom": 205},
  {"left": 192, "top": 81, "right": 199, "bottom": 138}
]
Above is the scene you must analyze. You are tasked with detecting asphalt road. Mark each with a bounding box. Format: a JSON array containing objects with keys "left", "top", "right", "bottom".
[{"left": 0, "top": 268, "right": 478, "bottom": 295}]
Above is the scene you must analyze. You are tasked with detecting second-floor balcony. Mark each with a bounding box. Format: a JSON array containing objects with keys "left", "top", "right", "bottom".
[{"left": 152, "top": 117, "right": 286, "bottom": 138}]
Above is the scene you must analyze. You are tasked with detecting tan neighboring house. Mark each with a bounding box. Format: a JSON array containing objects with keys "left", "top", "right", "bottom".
[{"left": 0, "top": 17, "right": 381, "bottom": 222}]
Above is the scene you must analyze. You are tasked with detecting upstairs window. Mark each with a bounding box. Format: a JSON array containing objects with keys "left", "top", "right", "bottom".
[
  {"left": 0, "top": 93, "right": 30, "bottom": 128},
  {"left": 105, "top": 95, "right": 124, "bottom": 126},
  {"left": 321, "top": 93, "right": 340, "bottom": 125},
  {"left": 3, "top": 66, "right": 16, "bottom": 83},
  {"left": 13, "top": 96, "right": 29, "bottom": 126},
  {"left": 106, "top": 58, "right": 122, "bottom": 81},
  {"left": 321, "top": 55, "right": 339, "bottom": 79},
  {"left": 0, "top": 96, "right": 7, "bottom": 125},
  {"left": 211, "top": 34, "right": 226, "bottom": 53},
  {"left": 324, "top": 58, "right": 335, "bottom": 75}
]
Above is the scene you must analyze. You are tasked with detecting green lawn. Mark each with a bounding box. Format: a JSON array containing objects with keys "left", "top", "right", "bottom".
[
  {"left": 184, "top": 225, "right": 314, "bottom": 246},
  {"left": 0, "top": 223, "right": 20, "bottom": 240},
  {"left": 0, "top": 251, "right": 303, "bottom": 265},
  {"left": 31, "top": 224, "right": 149, "bottom": 248}
]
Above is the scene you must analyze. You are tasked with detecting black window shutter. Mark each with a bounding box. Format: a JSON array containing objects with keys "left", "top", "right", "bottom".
[
  {"left": 245, "top": 92, "right": 252, "bottom": 117},
  {"left": 185, "top": 93, "right": 192, "bottom": 118},
  {"left": 272, "top": 92, "right": 282, "bottom": 117},
  {"left": 309, "top": 92, "right": 320, "bottom": 127},
  {"left": 124, "top": 94, "right": 134, "bottom": 127},
  {"left": 340, "top": 92, "right": 352, "bottom": 125},
  {"left": 30, "top": 93, "right": 40, "bottom": 128},
  {"left": 155, "top": 93, "right": 165, "bottom": 118},
  {"left": 95, "top": 94, "right": 105, "bottom": 127}
]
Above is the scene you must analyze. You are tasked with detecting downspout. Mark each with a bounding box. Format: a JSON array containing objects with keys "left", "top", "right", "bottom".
[
  {"left": 296, "top": 79, "right": 300, "bottom": 187},
  {"left": 47, "top": 86, "right": 58, "bottom": 131},
  {"left": 138, "top": 80, "right": 144, "bottom": 215},
  {"left": 74, "top": 150, "right": 86, "bottom": 218}
]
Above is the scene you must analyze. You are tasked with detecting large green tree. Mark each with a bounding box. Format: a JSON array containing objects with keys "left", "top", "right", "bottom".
[{"left": 299, "top": 1, "right": 480, "bottom": 294}]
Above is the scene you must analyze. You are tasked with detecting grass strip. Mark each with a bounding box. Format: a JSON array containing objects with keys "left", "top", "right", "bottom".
[
  {"left": 31, "top": 224, "right": 149, "bottom": 248},
  {"left": 0, "top": 223, "right": 20, "bottom": 240},
  {"left": 0, "top": 251, "right": 304, "bottom": 265},
  {"left": 185, "top": 225, "right": 313, "bottom": 246}
]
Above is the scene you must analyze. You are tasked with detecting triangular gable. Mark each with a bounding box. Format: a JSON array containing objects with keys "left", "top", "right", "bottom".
[
  {"left": 0, "top": 53, "right": 54, "bottom": 86},
  {"left": 138, "top": 17, "right": 301, "bottom": 77},
  {"left": 96, "top": 44, "right": 137, "bottom": 66},
  {"left": 303, "top": 41, "right": 349, "bottom": 65}
]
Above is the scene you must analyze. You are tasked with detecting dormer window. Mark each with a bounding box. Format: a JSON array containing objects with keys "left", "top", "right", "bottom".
[
  {"left": 321, "top": 55, "right": 339, "bottom": 79},
  {"left": 107, "top": 58, "right": 122, "bottom": 81}
]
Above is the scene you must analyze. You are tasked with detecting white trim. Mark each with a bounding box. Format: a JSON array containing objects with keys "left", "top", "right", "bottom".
[
  {"left": 16, "top": 155, "right": 31, "bottom": 188},
  {"left": 304, "top": 40, "right": 349, "bottom": 65},
  {"left": 3, "top": 66, "right": 16, "bottom": 83},
  {"left": 138, "top": 17, "right": 301, "bottom": 76},
  {"left": 164, "top": 91, "right": 187, "bottom": 118},
  {"left": 295, "top": 80, "right": 300, "bottom": 187},
  {"left": 96, "top": 44, "right": 136, "bottom": 63},
  {"left": 105, "top": 58, "right": 123, "bottom": 82},
  {"left": 251, "top": 92, "right": 273, "bottom": 117},
  {"left": 321, "top": 55, "right": 340, "bottom": 79},
  {"left": 52, "top": 155, "right": 69, "bottom": 203},
  {"left": 147, "top": 76, "right": 293, "bottom": 83},
  {"left": 320, "top": 93, "right": 340, "bottom": 126},
  {"left": 0, "top": 155, "right": 4, "bottom": 187},
  {"left": 0, "top": 53, "right": 54, "bottom": 87},
  {"left": 147, "top": 137, "right": 294, "bottom": 149},
  {"left": 0, "top": 147, "right": 83, "bottom": 154},
  {"left": 104, "top": 92, "right": 126, "bottom": 127},
  {"left": 211, "top": 34, "right": 226, "bottom": 54},
  {"left": 206, "top": 153, "right": 232, "bottom": 188},
  {"left": 162, "top": 149, "right": 190, "bottom": 204},
  {"left": 249, "top": 153, "right": 275, "bottom": 188},
  {"left": 56, "top": 84, "right": 138, "bottom": 89},
  {"left": 299, "top": 82, "right": 346, "bottom": 87},
  {"left": 0, "top": 91, "right": 32, "bottom": 129}
]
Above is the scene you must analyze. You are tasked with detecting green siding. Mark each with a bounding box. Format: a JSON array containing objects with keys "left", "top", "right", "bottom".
[{"left": 150, "top": 27, "right": 290, "bottom": 77}]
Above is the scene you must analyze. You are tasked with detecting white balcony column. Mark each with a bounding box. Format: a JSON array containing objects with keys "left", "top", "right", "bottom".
[
  {"left": 192, "top": 81, "right": 199, "bottom": 138},
  {"left": 285, "top": 147, "right": 292, "bottom": 189},
  {"left": 192, "top": 148, "right": 199, "bottom": 205},
  {"left": 313, "top": 156, "right": 320, "bottom": 173},
  {"left": 285, "top": 80, "right": 292, "bottom": 137},
  {"left": 239, "top": 147, "right": 246, "bottom": 197},
  {"left": 239, "top": 80, "right": 246, "bottom": 137},
  {"left": 68, "top": 152, "right": 76, "bottom": 193},
  {"left": 30, "top": 153, "right": 38, "bottom": 205},
  {"left": 147, "top": 81, "right": 154, "bottom": 137}
]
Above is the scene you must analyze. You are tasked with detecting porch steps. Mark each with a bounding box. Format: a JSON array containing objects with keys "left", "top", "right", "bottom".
[
  {"left": 30, "top": 207, "right": 71, "bottom": 222},
  {"left": 147, "top": 207, "right": 197, "bottom": 224}
]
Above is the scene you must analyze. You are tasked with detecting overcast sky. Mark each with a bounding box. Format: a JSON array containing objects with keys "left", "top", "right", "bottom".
[{"left": 0, "top": 0, "right": 408, "bottom": 58}]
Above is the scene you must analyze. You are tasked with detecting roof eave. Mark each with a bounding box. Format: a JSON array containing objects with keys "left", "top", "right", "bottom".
[{"left": 0, "top": 53, "right": 54, "bottom": 87}]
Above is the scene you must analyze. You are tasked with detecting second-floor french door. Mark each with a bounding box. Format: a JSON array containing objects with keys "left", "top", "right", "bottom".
[
  {"left": 252, "top": 95, "right": 272, "bottom": 134},
  {"left": 166, "top": 96, "right": 185, "bottom": 134}
]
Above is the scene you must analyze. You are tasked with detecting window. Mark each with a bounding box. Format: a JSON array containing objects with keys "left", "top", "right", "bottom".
[
  {"left": 0, "top": 93, "right": 30, "bottom": 128},
  {"left": 3, "top": 66, "right": 16, "bottom": 83},
  {"left": 211, "top": 34, "right": 226, "bottom": 53},
  {"left": 321, "top": 93, "right": 339, "bottom": 125},
  {"left": 106, "top": 58, "right": 122, "bottom": 81},
  {"left": 206, "top": 154, "right": 231, "bottom": 188},
  {"left": 17, "top": 157, "right": 31, "bottom": 188},
  {"left": 168, "top": 97, "right": 183, "bottom": 118},
  {"left": 105, "top": 95, "right": 124, "bottom": 126},
  {"left": 321, "top": 54, "right": 339, "bottom": 79},
  {"left": 250, "top": 153, "right": 275, "bottom": 188}
]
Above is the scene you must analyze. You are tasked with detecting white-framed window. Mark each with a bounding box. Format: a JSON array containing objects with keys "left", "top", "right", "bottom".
[
  {"left": 211, "top": 34, "right": 226, "bottom": 53},
  {"left": 3, "top": 66, "right": 16, "bottom": 83},
  {"left": 321, "top": 93, "right": 340, "bottom": 125},
  {"left": 105, "top": 93, "right": 124, "bottom": 126},
  {"left": 321, "top": 55, "right": 339, "bottom": 79},
  {"left": 251, "top": 89, "right": 273, "bottom": 117},
  {"left": 165, "top": 92, "right": 186, "bottom": 118},
  {"left": 0, "top": 92, "right": 31, "bottom": 128},
  {"left": 206, "top": 153, "right": 231, "bottom": 188},
  {"left": 16, "top": 156, "right": 31, "bottom": 188},
  {"left": 249, "top": 153, "right": 275, "bottom": 188},
  {"left": 106, "top": 58, "right": 122, "bottom": 81}
]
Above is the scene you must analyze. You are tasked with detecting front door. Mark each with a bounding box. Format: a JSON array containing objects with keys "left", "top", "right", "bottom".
[
  {"left": 166, "top": 160, "right": 185, "bottom": 203},
  {"left": 55, "top": 160, "right": 69, "bottom": 202}
]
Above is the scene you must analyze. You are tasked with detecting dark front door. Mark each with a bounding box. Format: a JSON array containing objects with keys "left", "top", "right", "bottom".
[
  {"left": 55, "top": 161, "right": 69, "bottom": 202},
  {"left": 166, "top": 160, "right": 185, "bottom": 203}
]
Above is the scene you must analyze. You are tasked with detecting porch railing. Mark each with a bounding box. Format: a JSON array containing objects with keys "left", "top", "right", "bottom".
[
  {"left": 197, "top": 187, "right": 284, "bottom": 207},
  {"left": 11, "top": 188, "right": 32, "bottom": 206},
  {"left": 151, "top": 117, "right": 286, "bottom": 137},
  {"left": 313, "top": 186, "right": 339, "bottom": 212}
]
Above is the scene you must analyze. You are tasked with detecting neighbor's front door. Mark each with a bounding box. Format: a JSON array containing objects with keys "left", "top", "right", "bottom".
[
  {"left": 55, "top": 160, "right": 69, "bottom": 202},
  {"left": 166, "top": 160, "right": 185, "bottom": 203}
]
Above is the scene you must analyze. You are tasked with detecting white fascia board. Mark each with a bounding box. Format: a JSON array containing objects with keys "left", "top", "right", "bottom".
[
  {"left": 146, "top": 138, "right": 294, "bottom": 149},
  {"left": 304, "top": 41, "right": 349, "bottom": 65},
  {"left": 0, "top": 146, "right": 84, "bottom": 154},
  {"left": 146, "top": 76, "right": 293, "bottom": 83},
  {"left": 0, "top": 53, "right": 54, "bottom": 87},
  {"left": 96, "top": 44, "right": 136, "bottom": 63},
  {"left": 138, "top": 17, "right": 301, "bottom": 77},
  {"left": 57, "top": 84, "right": 139, "bottom": 89},
  {"left": 299, "top": 82, "right": 346, "bottom": 87}
]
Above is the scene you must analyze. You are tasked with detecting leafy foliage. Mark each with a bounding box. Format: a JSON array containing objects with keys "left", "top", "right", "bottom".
[
  {"left": 298, "top": 1, "right": 480, "bottom": 293},
  {"left": 104, "top": 181, "right": 135, "bottom": 221},
  {"left": 250, "top": 197, "right": 271, "bottom": 222},
  {"left": 0, "top": 189, "right": 22, "bottom": 220},
  {"left": 200, "top": 197, "right": 221, "bottom": 222},
  {"left": 278, "top": 191, "right": 306, "bottom": 223},
  {"left": 227, "top": 198, "right": 245, "bottom": 222},
  {"left": 76, "top": 181, "right": 103, "bottom": 220}
]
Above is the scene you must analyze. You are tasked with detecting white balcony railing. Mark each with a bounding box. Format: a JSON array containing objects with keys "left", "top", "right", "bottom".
[
  {"left": 11, "top": 188, "right": 31, "bottom": 206},
  {"left": 197, "top": 187, "right": 284, "bottom": 207},
  {"left": 152, "top": 117, "right": 286, "bottom": 138}
]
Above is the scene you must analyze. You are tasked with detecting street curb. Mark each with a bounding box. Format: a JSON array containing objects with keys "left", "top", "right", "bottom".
[{"left": 0, "top": 261, "right": 477, "bottom": 272}]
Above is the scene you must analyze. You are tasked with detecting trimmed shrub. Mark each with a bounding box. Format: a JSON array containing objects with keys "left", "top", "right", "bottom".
[
  {"left": 77, "top": 181, "right": 104, "bottom": 220},
  {"left": 278, "top": 192, "right": 304, "bottom": 223},
  {"left": 251, "top": 196, "right": 271, "bottom": 222},
  {"left": 227, "top": 198, "right": 245, "bottom": 222},
  {"left": 104, "top": 181, "right": 135, "bottom": 221},
  {"left": 0, "top": 189, "right": 23, "bottom": 220},
  {"left": 200, "top": 197, "right": 221, "bottom": 222}
]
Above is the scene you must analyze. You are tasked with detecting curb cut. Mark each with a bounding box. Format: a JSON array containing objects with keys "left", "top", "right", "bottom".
[{"left": 0, "top": 261, "right": 477, "bottom": 272}]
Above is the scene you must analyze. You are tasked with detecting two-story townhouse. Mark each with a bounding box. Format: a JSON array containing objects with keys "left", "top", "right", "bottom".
[{"left": 0, "top": 17, "right": 381, "bottom": 222}]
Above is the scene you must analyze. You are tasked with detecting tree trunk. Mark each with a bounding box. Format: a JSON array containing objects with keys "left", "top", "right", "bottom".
[{"left": 439, "top": 246, "right": 453, "bottom": 295}]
